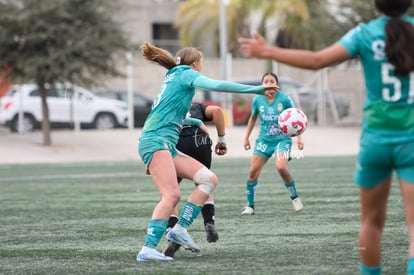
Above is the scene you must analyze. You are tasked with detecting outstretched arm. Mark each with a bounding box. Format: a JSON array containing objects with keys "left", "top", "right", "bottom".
[
  {"left": 193, "top": 74, "right": 278, "bottom": 95},
  {"left": 239, "top": 32, "right": 350, "bottom": 69}
]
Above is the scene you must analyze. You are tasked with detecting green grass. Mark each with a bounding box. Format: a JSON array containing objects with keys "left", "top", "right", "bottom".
[{"left": 0, "top": 156, "right": 408, "bottom": 275}]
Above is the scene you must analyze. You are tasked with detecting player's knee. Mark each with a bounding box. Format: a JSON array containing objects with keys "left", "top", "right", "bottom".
[
  {"left": 248, "top": 169, "right": 260, "bottom": 180},
  {"left": 278, "top": 168, "right": 291, "bottom": 182},
  {"left": 164, "top": 188, "right": 181, "bottom": 205},
  {"left": 193, "top": 167, "right": 218, "bottom": 195},
  {"left": 276, "top": 163, "right": 288, "bottom": 173}
]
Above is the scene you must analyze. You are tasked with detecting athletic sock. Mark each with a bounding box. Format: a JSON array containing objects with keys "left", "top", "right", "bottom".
[
  {"left": 167, "top": 215, "right": 178, "bottom": 232},
  {"left": 177, "top": 201, "right": 202, "bottom": 229},
  {"left": 202, "top": 202, "right": 215, "bottom": 225},
  {"left": 284, "top": 180, "right": 298, "bottom": 199},
  {"left": 246, "top": 180, "right": 258, "bottom": 208},
  {"left": 360, "top": 263, "right": 381, "bottom": 275},
  {"left": 408, "top": 257, "right": 414, "bottom": 275},
  {"left": 143, "top": 219, "right": 168, "bottom": 248}
]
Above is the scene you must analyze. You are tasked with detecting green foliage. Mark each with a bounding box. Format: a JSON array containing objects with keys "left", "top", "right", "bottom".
[
  {"left": 0, "top": 0, "right": 130, "bottom": 86},
  {"left": 279, "top": 0, "right": 414, "bottom": 50},
  {"left": 176, "top": 0, "right": 414, "bottom": 53},
  {"left": 0, "top": 0, "right": 130, "bottom": 145},
  {"left": 175, "top": 0, "right": 308, "bottom": 57},
  {"left": 0, "top": 157, "right": 408, "bottom": 274},
  {"left": 335, "top": 0, "right": 414, "bottom": 28},
  {"left": 276, "top": 0, "right": 340, "bottom": 50}
]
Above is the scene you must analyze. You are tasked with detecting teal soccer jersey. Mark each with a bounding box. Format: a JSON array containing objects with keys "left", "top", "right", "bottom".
[
  {"left": 338, "top": 16, "right": 414, "bottom": 187},
  {"left": 338, "top": 16, "right": 414, "bottom": 144},
  {"left": 252, "top": 91, "right": 295, "bottom": 142},
  {"left": 141, "top": 66, "right": 200, "bottom": 146},
  {"left": 250, "top": 91, "right": 295, "bottom": 159}
]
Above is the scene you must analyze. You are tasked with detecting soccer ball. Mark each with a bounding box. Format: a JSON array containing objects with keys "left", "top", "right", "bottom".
[{"left": 278, "top": 108, "right": 308, "bottom": 137}]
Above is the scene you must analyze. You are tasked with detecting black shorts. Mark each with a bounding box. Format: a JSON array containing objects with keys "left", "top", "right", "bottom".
[{"left": 176, "top": 134, "right": 212, "bottom": 169}]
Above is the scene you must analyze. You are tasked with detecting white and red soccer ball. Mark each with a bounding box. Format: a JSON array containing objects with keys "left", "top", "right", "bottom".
[{"left": 278, "top": 108, "right": 308, "bottom": 137}]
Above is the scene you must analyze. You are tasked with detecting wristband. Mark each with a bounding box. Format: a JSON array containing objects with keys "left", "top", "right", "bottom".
[{"left": 218, "top": 135, "right": 226, "bottom": 144}]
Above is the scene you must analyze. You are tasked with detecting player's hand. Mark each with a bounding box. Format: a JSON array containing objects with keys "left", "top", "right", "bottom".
[
  {"left": 215, "top": 142, "right": 227, "bottom": 155},
  {"left": 200, "top": 123, "right": 210, "bottom": 136},
  {"left": 264, "top": 87, "right": 278, "bottom": 98},
  {"left": 238, "top": 32, "right": 268, "bottom": 58},
  {"left": 244, "top": 140, "right": 251, "bottom": 150},
  {"left": 297, "top": 139, "right": 304, "bottom": 150}
]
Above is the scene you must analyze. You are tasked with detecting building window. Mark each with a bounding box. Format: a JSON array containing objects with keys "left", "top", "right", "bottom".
[{"left": 152, "top": 23, "right": 180, "bottom": 54}]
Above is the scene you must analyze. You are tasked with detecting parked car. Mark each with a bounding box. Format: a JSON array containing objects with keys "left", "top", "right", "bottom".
[
  {"left": 96, "top": 91, "right": 153, "bottom": 127},
  {"left": 193, "top": 76, "right": 350, "bottom": 125},
  {"left": 0, "top": 83, "right": 129, "bottom": 132}
]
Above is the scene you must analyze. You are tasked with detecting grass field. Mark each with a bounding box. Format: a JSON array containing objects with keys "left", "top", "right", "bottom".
[{"left": 0, "top": 156, "right": 408, "bottom": 275}]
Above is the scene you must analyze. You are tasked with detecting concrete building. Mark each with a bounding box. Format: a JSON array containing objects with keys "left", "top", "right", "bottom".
[{"left": 116, "top": 0, "right": 182, "bottom": 55}]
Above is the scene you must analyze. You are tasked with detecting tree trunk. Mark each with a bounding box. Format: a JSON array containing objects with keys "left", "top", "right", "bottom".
[{"left": 38, "top": 82, "right": 52, "bottom": 146}]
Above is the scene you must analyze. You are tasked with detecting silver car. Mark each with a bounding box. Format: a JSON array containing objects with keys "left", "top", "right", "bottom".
[{"left": 0, "top": 83, "right": 129, "bottom": 132}]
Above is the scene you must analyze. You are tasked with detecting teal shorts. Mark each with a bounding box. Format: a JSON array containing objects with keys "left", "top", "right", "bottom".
[
  {"left": 354, "top": 135, "right": 414, "bottom": 188},
  {"left": 138, "top": 136, "right": 177, "bottom": 166},
  {"left": 253, "top": 137, "right": 292, "bottom": 160}
]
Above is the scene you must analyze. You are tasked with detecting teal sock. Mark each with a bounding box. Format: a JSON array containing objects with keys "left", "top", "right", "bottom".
[
  {"left": 360, "top": 263, "right": 381, "bottom": 275},
  {"left": 284, "top": 180, "right": 298, "bottom": 199},
  {"left": 143, "top": 219, "right": 168, "bottom": 248},
  {"left": 177, "top": 202, "right": 202, "bottom": 229},
  {"left": 246, "top": 180, "right": 258, "bottom": 208},
  {"left": 408, "top": 257, "right": 414, "bottom": 275}
]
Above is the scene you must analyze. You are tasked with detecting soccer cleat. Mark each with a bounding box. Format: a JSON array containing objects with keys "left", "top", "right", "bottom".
[
  {"left": 163, "top": 241, "right": 181, "bottom": 258},
  {"left": 136, "top": 246, "right": 173, "bottom": 262},
  {"left": 292, "top": 197, "right": 303, "bottom": 212},
  {"left": 166, "top": 225, "right": 201, "bottom": 253},
  {"left": 241, "top": 206, "right": 255, "bottom": 215},
  {"left": 205, "top": 223, "right": 219, "bottom": 243}
]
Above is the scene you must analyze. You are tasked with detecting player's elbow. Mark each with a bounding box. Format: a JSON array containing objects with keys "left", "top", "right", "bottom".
[
  {"left": 212, "top": 107, "right": 224, "bottom": 118},
  {"left": 306, "top": 56, "right": 327, "bottom": 70},
  {"left": 306, "top": 45, "right": 348, "bottom": 69}
]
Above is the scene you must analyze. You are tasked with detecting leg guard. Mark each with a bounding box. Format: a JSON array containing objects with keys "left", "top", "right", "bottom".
[{"left": 193, "top": 167, "right": 217, "bottom": 195}]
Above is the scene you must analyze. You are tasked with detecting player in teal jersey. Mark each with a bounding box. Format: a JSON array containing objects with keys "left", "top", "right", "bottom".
[
  {"left": 241, "top": 72, "right": 304, "bottom": 215},
  {"left": 136, "top": 43, "right": 278, "bottom": 262},
  {"left": 239, "top": 1, "right": 414, "bottom": 274}
]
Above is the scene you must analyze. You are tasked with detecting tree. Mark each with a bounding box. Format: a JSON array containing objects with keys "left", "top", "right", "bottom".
[
  {"left": 176, "top": 0, "right": 414, "bottom": 56},
  {"left": 335, "top": 0, "right": 379, "bottom": 28},
  {"left": 0, "top": 0, "right": 130, "bottom": 145},
  {"left": 174, "top": 0, "right": 309, "bottom": 57},
  {"left": 277, "top": 0, "right": 414, "bottom": 50},
  {"left": 276, "top": 0, "right": 335, "bottom": 49}
]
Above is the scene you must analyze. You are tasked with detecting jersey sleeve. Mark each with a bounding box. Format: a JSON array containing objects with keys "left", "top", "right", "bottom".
[
  {"left": 199, "top": 104, "right": 210, "bottom": 122},
  {"left": 286, "top": 94, "right": 295, "bottom": 108},
  {"left": 183, "top": 117, "right": 202, "bottom": 127},
  {"left": 192, "top": 75, "right": 265, "bottom": 95},
  {"left": 181, "top": 68, "right": 203, "bottom": 88},
  {"left": 337, "top": 25, "right": 362, "bottom": 57},
  {"left": 190, "top": 103, "right": 209, "bottom": 122}
]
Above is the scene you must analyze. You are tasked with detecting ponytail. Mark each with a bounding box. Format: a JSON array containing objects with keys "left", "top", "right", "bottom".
[
  {"left": 140, "top": 43, "right": 203, "bottom": 71},
  {"left": 140, "top": 43, "right": 176, "bottom": 70},
  {"left": 375, "top": 0, "right": 414, "bottom": 75},
  {"left": 385, "top": 18, "right": 414, "bottom": 75}
]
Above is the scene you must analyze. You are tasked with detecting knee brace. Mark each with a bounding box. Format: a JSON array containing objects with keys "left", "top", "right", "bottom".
[{"left": 193, "top": 167, "right": 217, "bottom": 195}]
